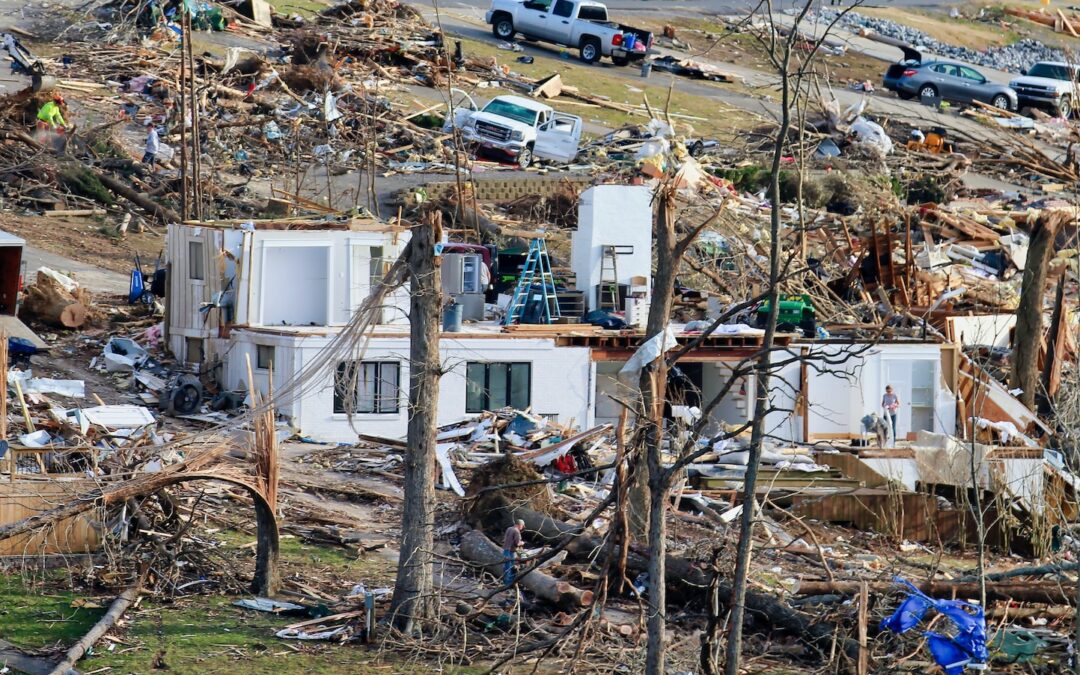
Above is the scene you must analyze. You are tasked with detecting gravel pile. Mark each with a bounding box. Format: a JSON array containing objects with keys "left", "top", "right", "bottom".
[{"left": 815, "top": 10, "right": 1065, "bottom": 74}]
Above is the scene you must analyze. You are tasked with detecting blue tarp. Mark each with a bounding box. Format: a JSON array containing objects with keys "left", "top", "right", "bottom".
[{"left": 880, "top": 577, "right": 988, "bottom": 675}]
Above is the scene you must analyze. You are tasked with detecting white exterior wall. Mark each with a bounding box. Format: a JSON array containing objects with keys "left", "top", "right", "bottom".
[
  {"left": 796, "top": 342, "right": 950, "bottom": 442},
  {"left": 225, "top": 331, "right": 593, "bottom": 443},
  {"left": 571, "top": 185, "right": 653, "bottom": 312},
  {"left": 234, "top": 229, "right": 410, "bottom": 328}
]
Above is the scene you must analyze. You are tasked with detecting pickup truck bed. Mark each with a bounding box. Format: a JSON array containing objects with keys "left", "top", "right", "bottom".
[{"left": 486, "top": 0, "right": 652, "bottom": 66}]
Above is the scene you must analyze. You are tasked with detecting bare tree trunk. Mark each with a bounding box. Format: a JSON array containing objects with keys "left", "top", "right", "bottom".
[
  {"left": 1011, "top": 210, "right": 1064, "bottom": 410},
  {"left": 1039, "top": 277, "right": 1067, "bottom": 415},
  {"left": 641, "top": 188, "right": 679, "bottom": 674},
  {"left": 390, "top": 210, "right": 442, "bottom": 633},
  {"left": 630, "top": 190, "right": 678, "bottom": 543},
  {"left": 724, "top": 48, "right": 790, "bottom": 675}
]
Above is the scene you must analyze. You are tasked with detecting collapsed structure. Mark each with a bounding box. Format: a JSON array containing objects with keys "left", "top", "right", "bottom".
[{"left": 2, "top": 0, "right": 1080, "bottom": 672}]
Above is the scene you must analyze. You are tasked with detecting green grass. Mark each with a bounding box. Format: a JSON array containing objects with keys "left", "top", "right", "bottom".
[
  {"left": 270, "top": 0, "right": 331, "bottom": 18},
  {"left": 0, "top": 531, "right": 414, "bottom": 674},
  {"left": 0, "top": 574, "right": 101, "bottom": 650},
  {"left": 215, "top": 529, "right": 399, "bottom": 581}
]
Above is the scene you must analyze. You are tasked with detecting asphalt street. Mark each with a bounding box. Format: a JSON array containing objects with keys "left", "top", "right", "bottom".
[{"left": 433, "top": 0, "right": 952, "bottom": 14}]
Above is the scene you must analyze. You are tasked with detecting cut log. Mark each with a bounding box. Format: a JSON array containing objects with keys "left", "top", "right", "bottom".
[
  {"left": 459, "top": 529, "right": 593, "bottom": 610},
  {"left": 48, "top": 580, "right": 141, "bottom": 675},
  {"left": 20, "top": 271, "right": 88, "bottom": 328}
]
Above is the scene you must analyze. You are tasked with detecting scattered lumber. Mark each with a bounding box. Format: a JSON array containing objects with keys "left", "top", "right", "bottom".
[{"left": 459, "top": 530, "right": 593, "bottom": 610}]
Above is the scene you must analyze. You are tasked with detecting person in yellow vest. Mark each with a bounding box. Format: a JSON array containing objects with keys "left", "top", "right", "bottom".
[{"left": 36, "top": 93, "right": 66, "bottom": 131}]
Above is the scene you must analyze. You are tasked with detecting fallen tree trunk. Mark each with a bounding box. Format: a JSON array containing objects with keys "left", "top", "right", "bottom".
[
  {"left": 49, "top": 581, "right": 142, "bottom": 675},
  {"left": 94, "top": 171, "right": 182, "bottom": 224},
  {"left": 486, "top": 504, "right": 858, "bottom": 659},
  {"left": 796, "top": 580, "right": 1077, "bottom": 605},
  {"left": 459, "top": 530, "right": 593, "bottom": 610},
  {"left": 959, "top": 561, "right": 1080, "bottom": 583},
  {"left": 20, "top": 272, "right": 87, "bottom": 328}
]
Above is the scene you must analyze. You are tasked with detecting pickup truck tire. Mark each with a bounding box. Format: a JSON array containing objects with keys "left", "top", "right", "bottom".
[
  {"left": 1058, "top": 96, "right": 1073, "bottom": 118},
  {"left": 491, "top": 13, "right": 515, "bottom": 40},
  {"left": 516, "top": 144, "right": 534, "bottom": 169},
  {"left": 612, "top": 55, "right": 630, "bottom": 67},
  {"left": 579, "top": 37, "right": 601, "bottom": 64}
]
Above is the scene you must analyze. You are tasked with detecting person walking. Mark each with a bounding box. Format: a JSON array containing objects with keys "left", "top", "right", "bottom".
[
  {"left": 882, "top": 385, "right": 900, "bottom": 443},
  {"left": 502, "top": 519, "right": 525, "bottom": 585},
  {"left": 142, "top": 121, "right": 160, "bottom": 168}
]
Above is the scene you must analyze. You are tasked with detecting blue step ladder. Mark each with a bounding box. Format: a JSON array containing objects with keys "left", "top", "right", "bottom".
[{"left": 504, "top": 238, "right": 561, "bottom": 325}]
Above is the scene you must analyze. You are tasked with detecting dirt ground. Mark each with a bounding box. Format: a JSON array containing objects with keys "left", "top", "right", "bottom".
[{"left": 0, "top": 213, "right": 164, "bottom": 276}]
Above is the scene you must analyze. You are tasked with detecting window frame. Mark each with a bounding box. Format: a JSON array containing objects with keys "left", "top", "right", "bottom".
[
  {"left": 256, "top": 344, "right": 275, "bottom": 371},
  {"left": 334, "top": 360, "right": 401, "bottom": 415},
  {"left": 465, "top": 362, "right": 531, "bottom": 413},
  {"left": 188, "top": 240, "right": 205, "bottom": 281}
]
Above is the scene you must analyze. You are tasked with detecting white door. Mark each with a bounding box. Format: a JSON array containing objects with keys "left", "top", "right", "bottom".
[
  {"left": 884, "top": 360, "right": 911, "bottom": 441},
  {"left": 517, "top": 0, "right": 557, "bottom": 40},
  {"left": 534, "top": 112, "right": 581, "bottom": 163},
  {"left": 909, "top": 360, "right": 936, "bottom": 434}
]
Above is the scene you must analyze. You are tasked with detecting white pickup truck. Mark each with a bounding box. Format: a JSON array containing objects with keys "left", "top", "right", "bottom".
[
  {"left": 444, "top": 92, "right": 582, "bottom": 167},
  {"left": 1009, "top": 62, "right": 1079, "bottom": 118},
  {"left": 486, "top": 0, "right": 652, "bottom": 65}
]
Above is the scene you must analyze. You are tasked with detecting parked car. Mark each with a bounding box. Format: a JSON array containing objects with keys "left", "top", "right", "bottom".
[
  {"left": 1009, "top": 62, "right": 1079, "bottom": 118},
  {"left": 443, "top": 91, "right": 582, "bottom": 168},
  {"left": 883, "top": 47, "right": 1017, "bottom": 111},
  {"left": 485, "top": 0, "right": 652, "bottom": 65}
]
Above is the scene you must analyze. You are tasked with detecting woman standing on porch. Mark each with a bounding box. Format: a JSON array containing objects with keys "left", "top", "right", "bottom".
[{"left": 882, "top": 385, "right": 900, "bottom": 442}]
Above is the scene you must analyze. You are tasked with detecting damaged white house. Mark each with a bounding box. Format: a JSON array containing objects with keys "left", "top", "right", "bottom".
[{"left": 165, "top": 185, "right": 980, "bottom": 444}]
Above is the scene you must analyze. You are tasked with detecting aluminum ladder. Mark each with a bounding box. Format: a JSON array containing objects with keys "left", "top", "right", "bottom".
[{"left": 504, "top": 238, "right": 560, "bottom": 325}]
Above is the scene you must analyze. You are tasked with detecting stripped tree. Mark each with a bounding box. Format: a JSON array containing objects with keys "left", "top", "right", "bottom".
[{"left": 390, "top": 210, "right": 443, "bottom": 632}]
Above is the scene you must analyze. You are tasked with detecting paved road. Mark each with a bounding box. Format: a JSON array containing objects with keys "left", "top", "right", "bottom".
[
  {"left": 435, "top": 0, "right": 952, "bottom": 15},
  {"left": 424, "top": 9, "right": 1008, "bottom": 143},
  {"left": 22, "top": 246, "right": 129, "bottom": 296}
]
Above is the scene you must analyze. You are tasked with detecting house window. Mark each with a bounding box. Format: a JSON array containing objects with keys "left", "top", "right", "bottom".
[
  {"left": 256, "top": 345, "right": 274, "bottom": 371},
  {"left": 334, "top": 361, "right": 400, "bottom": 414},
  {"left": 188, "top": 240, "right": 205, "bottom": 281},
  {"left": 466, "top": 362, "right": 531, "bottom": 413}
]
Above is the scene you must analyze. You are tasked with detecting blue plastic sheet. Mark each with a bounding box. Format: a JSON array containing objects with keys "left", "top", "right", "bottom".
[{"left": 880, "top": 577, "right": 987, "bottom": 674}]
